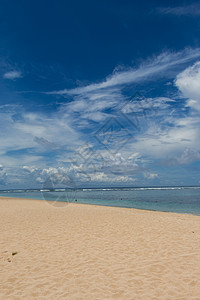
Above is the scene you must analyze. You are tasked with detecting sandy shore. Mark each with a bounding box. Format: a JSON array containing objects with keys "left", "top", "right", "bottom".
[{"left": 0, "top": 197, "right": 199, "bottom": 300}]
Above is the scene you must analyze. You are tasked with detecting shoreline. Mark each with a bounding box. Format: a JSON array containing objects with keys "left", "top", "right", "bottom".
[
  {"left": 0, "top": 197, "right": 200, "bottom": 299},
  {"left": 0, "top": 195, "right": 199, "bottom": 216}
]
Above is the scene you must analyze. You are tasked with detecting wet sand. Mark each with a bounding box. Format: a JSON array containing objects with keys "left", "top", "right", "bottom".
[{"left": 0, "top": 197, "right": 199, "bottom": 299}]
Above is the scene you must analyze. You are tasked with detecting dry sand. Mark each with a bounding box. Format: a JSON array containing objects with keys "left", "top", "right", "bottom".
[{"left": 0, "top": 197, "right": 199, "bottom": 300}]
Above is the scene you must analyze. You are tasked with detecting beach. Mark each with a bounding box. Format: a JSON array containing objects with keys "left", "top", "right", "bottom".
[{"left": 0, "top": 197, "right": 199, "bottom": 300}]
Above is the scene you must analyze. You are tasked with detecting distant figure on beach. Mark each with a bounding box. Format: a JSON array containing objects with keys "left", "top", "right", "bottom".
[{"left": 75, "top": 199, "right": 77, "bottom": 202}]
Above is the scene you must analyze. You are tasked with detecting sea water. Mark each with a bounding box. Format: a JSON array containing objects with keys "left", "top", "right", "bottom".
[{"left": 0, "top": 187, "right": 200, "bottom": 215}]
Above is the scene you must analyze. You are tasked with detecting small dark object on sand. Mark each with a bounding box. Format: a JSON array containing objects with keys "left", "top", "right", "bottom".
[
  {"left": 12, "top": 251, "right": 18, "bottom": 256},
  {"left": 75, "top": 199, "right": 77, "bottom": 202}
]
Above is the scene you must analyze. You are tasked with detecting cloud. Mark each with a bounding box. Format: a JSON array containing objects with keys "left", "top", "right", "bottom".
[
  {"left": 164, "top": 148, "right": 200, "bottom": 166},
  {"left": 21, "top": 166, "right": 76, "bottom": 187},
  {"left": 0, "top": 105, "right": 82, "bottom": 168},
  {"left": 0, "top": 164, "right": 7, "bottom": 185},
  {"left": 60, "top": 88, "right": 121, "bottom": 123},
  {"left": 44, "top": 49, "right": 200, "bottom": 133},
  {"left": 158, "top": 4, "right": 200, "bottom": 16},
  {"left": 120, "top": 61, "right": 200, "bottom": 162},
  {"left": 87, "top": 172, "right": 136, "bottom": 183},
  {"left": 175, "top": 61, "right": 200, "bottom": 110},
  {"left": 127, "top": 114, "right": 200, "bottom": 159},
  {"left": 3, "top": 70, "right": 22, "bottom": 80},
  {"left": 44, "top": 48, "right": 200, "bottom": 132},
  {"left": 2, "top": 50, "right": 200, "bottom": 187},
  {"left": 34, "top": 136, "right": 60, "bottom": 152},
  {"left": 21, "top": 164, "right": 136, "bottom": 186},
  {"left": 144, "top": 172, "right": 158, "bottom": 180},
  {"left": 100, "top": 152, "right": 144, "bottom": 176},
  {"left": 47, "top": 48, "right": 200, "bottom": 96},
  {"left": 22, "top": 166, "right": 38, "bottom": 173},
  {"left": 177, "top": 148, "right": 200, "bottom": 165}
]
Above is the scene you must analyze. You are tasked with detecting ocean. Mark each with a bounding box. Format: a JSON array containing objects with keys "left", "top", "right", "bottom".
[{"left": 0, "top": 187, "right": 200, "bottom": 215}]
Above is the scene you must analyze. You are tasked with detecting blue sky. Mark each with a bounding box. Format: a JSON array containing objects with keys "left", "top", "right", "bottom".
[{"left": 0, "top": 0, "right": 200, "bottom": 188}]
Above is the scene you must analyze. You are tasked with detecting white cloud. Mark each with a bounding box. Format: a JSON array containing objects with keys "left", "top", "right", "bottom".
[
  {"left": 179, "top": 148, "right": 200, "bottom": 165},
  {"left": 0, "top": 155, "right": 44, "bottom": 168},
  {"left": 44, "top": 48, "right": 200, "bottom": 132},
  {"left": 2, "top": 50, "right": 200, "bottom": 187},
  {"left": 165, "top": 148, "right": 200, "bottom": 166},
  {"left": 51, "top": 51, "right": 199, "bottom": 131},
  {"left": 3, "top": 70, "right": 22, "bottom": 80},
  {"left": 0, "top": 106, "right": 82, "bottom": 167},
  {"left": 175, "top": 61, "right": 200, "bottom": 110},
  {"left": 158, "top": 4, "right": 200, "bottom": 16},
  {"left": 22, "top": 166, "right": 38, "bottom": 173},
  {"left": 47, "top": 48, "right": 200, "bottom": 96},
  {"left": 81, "top": 171, "right": 136, "bottom": 183},
  {"left": 128, "top": 152, "right": 140, "bottom": 160},
  {"left": 59, "top": 88, "right": 123, "bottom": 123},
  {"left": 0, "top": 165, "right": 7, "bottom": 186},
  {"left": 116, "top": 61, "right": 200, "bottom": 162},
  {"left": 100, "top": 151, "right": 143, "bottom": 175},
  {"left": 127, "top": 115, "right": 200, "bottom": 159},
  {"left": 21, "top": 166, "right": 75, "bottom": 187},
  {"left": 20, "top": 164, "right": 137, "bottom": 186},
  {"left": 144, "top": 172, "right": 158, "bottom": 180}
]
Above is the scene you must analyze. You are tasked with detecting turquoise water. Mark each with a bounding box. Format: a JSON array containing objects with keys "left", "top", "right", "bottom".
[{"left": 0, "top": 187, "right": 200, "bottom": 214}]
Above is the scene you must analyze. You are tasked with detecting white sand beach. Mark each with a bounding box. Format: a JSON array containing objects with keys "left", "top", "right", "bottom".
[{"left": 0, "top": 197, "right": 200, "bottom": 299}]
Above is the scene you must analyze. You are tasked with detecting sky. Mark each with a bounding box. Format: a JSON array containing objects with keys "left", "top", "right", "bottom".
[{"left": 0, "top": 0, "right": 200, "bottom": 189}]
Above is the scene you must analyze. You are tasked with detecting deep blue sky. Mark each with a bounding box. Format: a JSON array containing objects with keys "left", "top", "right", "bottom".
[{"left": 0, "top": 0, "right": 200, "bottom": 188}]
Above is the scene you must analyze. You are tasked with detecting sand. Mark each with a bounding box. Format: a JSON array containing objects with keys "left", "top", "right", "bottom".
[{"left": 0, "top": 197, "right": 199, "bottom": 300}]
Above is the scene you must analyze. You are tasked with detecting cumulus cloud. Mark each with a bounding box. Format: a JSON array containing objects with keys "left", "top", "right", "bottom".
[
  {"left": 144, "top": 172, "right": 158, "bottom": 180},
  {"left": 87, "top": 172, "right": 136, "bottom": 183},
  {"left": 178, "top": 148, "right": 200, "bottom": 164},
  {"left": 100, "top": 152, "right": 143, "bottom": 176},
  {"left": 164, "top": 148, "right": 200, "bottom": 166},
  {"left": 3, "top": 70, "right": 22, "bottom": 80},
  {"left": 175, "top": 61, "right": 200, "bottom": 110},
  {"left": 21, "top": 163, "right": 137, "bottom": 186}
]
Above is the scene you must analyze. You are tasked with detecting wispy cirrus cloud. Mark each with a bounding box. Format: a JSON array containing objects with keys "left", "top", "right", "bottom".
[
  {"left": 2, "top": 49, "right": 200, "bottom": 188},
  {"left": 47, "top": 48, "right": 200, "bottom": 96},
  {"left": 157, "top": 3, "right": 200, "bottom": 16},
  {"left": 3, "top": 70, "right": 22, "bottom": 80},
  {"left": 0, "top": 105, "right": 82, "bottom": 169},
  {"left": 45, "top": 48, "right": 200, "bottom": 130}
]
